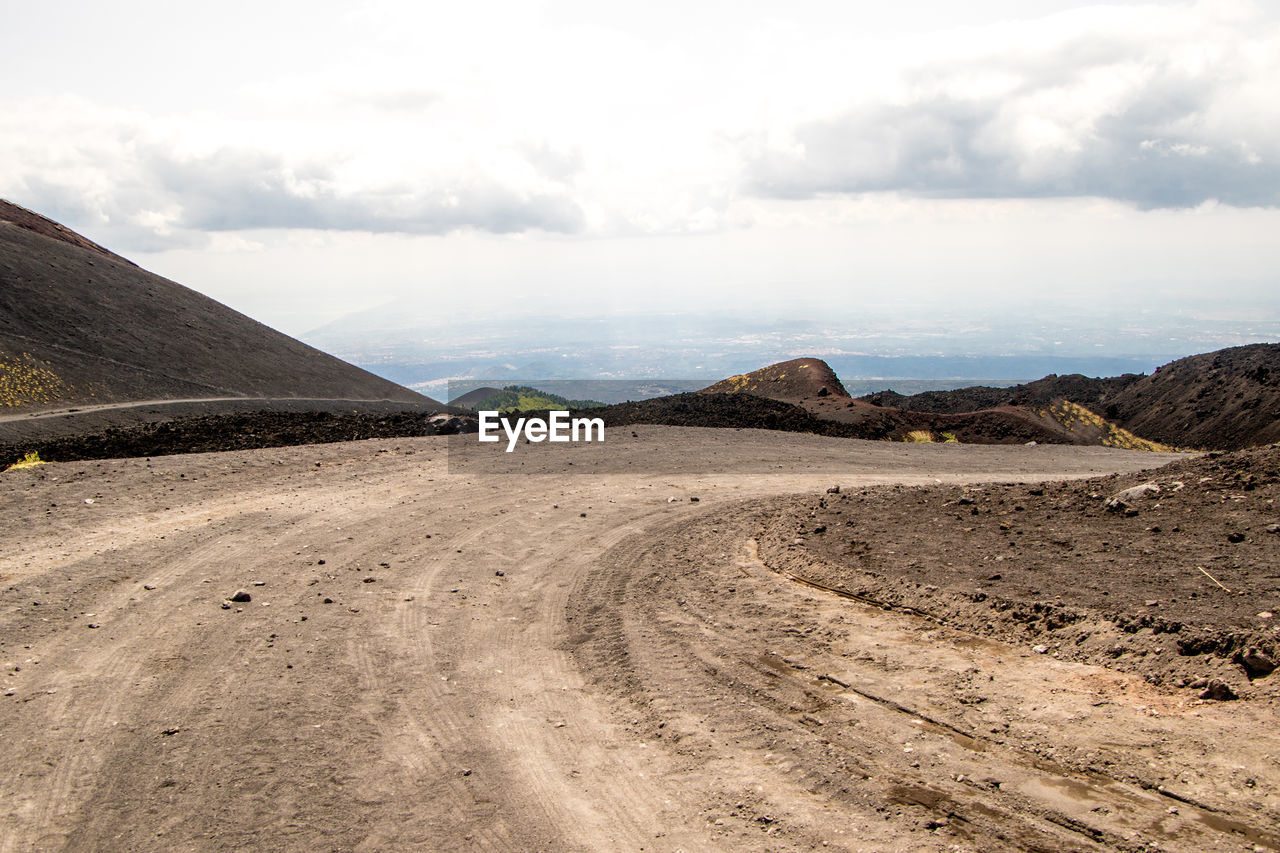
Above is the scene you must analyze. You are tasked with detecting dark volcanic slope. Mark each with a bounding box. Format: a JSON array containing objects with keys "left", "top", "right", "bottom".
[
  {"left": 0, "top": 201, "right": 436, "bottom": 412},
  {"left": 1106, "top": 344, "right": 1280, "bottom": 451},
  {"left": 863, "top": 373, "right": 1143, "bottom": 414},
  {"left": 701, "top": 357, "right": 849, "bottom": 400},
  {"left": 863, "top": 344, "right": 1280, "bottom": 451},
  {"left": 591, "top": 392, "right": 1079, "bottom": 445}
]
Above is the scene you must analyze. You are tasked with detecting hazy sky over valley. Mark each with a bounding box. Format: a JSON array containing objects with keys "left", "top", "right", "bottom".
[{"left": 2, "top": 0, "right": 1278, "bottom": 343}]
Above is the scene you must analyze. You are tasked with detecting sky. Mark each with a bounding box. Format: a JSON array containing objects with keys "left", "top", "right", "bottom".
[{"left": 2, "top": 0, "right": 1279, "bottom": 343}]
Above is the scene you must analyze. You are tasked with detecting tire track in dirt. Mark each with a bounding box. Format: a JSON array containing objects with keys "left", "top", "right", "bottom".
[{"left": 569, "top": 501, "right": 1280, "bottom": 851}]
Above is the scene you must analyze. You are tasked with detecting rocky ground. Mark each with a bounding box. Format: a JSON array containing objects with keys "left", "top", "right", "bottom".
[{"left": 2, "top": 429, "right": 1276, "bottom": 851}]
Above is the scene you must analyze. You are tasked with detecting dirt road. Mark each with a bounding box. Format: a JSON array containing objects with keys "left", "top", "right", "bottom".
[{"left": 2, "top": 428, "right": 1272, "bottom": 851}]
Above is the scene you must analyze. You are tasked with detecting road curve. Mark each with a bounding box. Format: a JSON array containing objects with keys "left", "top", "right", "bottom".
[{"left": 5, "top": 427, "right": 1268, "bottom": 851}]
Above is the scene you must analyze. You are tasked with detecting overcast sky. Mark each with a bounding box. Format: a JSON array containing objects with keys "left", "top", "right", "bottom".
[{"left": 2, "top": 0, "right": 1278, "bottom": 340}]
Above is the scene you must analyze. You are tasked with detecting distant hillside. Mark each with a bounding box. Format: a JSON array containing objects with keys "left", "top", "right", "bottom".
[
  {"left": 862, "top": 345, "right": 1280, "bottom": 450},
  {"left": 0, "top": 200, "right": 437, "bottom": 412},
  {"left": 1104, "top": 345, "right": 1280, "bottom": 450},
  {"left": 469, "top": 385, "right": 605, "bottom": 412},
  {"left": 449, "top": 387, "right": 503, "bottom": 409},
  {"left": 701, "top": 357, "right": 848, "bottom": 401}
]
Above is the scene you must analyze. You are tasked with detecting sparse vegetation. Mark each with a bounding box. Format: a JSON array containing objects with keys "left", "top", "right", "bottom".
[
  {"left": 1041, "top": 400, "right": 1179, "bottom": 452},
  {"left": 0, "top": 352, "right": 68, "bottom": 408},
  {"left": 5, "top": 451, "right": 46, "bottom": 471},
  {"left": 903, "top": 430, "right": 936, "bottom": 443},
  {"left": 940, "top": 431, "right": 959, "bottom": 443}
]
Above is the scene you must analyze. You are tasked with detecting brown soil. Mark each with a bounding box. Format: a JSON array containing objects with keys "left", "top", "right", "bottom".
[
  {"left": 5, "top": 428, "right": 1278, "bottom": 850},
  {"left": 0, "top": 204, "right": 433, "bottom": 411},
  {"left": 760, "top": 445, "right": 1280, "bottom": 699}
]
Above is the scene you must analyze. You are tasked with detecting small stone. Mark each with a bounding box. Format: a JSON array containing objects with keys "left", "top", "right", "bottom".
[
  {"left": 689, "top": 496, "right": 699, "bottom": 502},
  {"left": 362, "top": 577, "right": 376, "bottom": 584},
  {"left": 1145, "top": 600, "right": 1159, "bottom": 607},
  {"left": 1258, "top": 611, "right": 1274, "bottom": 619},
  {"left": 252, "top": 581, "right": 266, "bottom": 586},
  {"left": 322, "top": 597, "right": 334, "bottom": 604},
  {"left": 1032, "top": 644, "right": 1049, "bottom": 654},
  {"left": 579, "top": 513, "right": 587, "bottom": 518},
  {"left": 1227, "top": 532, "right": 1246, "bottom": 543},
  {"left": 495, "top": 570, "right": 505, "bottom": 577},
  {"left": 228, "top": 589, "right": 252, "bottom": 603},
  {"left": 826, "top": 485, "right": 841, "bottom": 494},
  {"left": 220, "top": 601, "right": 231, "bottom": 610},
  {"left": 1240, "top": 648, "right": 1276, "bottom": 677},
  {"left": 1199, "top": 680, "right": 1238, "bottom": 701},
  {"left": 142, "top": 584, "right": 156, "bottom": 591},
  {"left": 1266, "top": 524, "right": 1280, "bottom": 534}
]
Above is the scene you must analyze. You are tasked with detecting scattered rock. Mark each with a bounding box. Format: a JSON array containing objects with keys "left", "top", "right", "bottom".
[
  {"left": 1227, "top": 532, "right": 1246, "bottom": 543},
  {"left": 1267, "top": 523, "right": 1280, "bottom": 534},
  {"left": 1239, "top": 648, "right": 1276, "bottom": 678},
  {"left": 160, "top": 727, "right": 180, "bottom": 736},
  {"left": 1199, "top": 680, "right": 1238, "bottom": 701},
  {"left": 1032, "top": 644, "right": 1049, "bottom": 654},
  {"left": 826, "top": 485, "right": 841, "bottom": 494},
  {"left": 1108, "top": 483, "right": 1160, "bottom": 507},
  {"left": 228, "top": 589, "right": 252, "bottom": 603}
]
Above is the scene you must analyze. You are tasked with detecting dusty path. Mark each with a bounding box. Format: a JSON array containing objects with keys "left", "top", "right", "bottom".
[
  {"left": 0, "top": 396, "right": 437, "bottom": 424},
  {"left": 3, "top": 427, "right": 1268, "bottom": 851}
]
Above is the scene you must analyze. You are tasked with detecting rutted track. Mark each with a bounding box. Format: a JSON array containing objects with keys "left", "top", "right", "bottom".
[{"left": 3, "top": 427, "right": 1270, "bottom": 851}]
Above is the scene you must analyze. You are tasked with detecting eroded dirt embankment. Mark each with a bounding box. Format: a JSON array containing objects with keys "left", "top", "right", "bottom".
[{"left": 754, "top": 445, "right": 1280, "bottom": 703}]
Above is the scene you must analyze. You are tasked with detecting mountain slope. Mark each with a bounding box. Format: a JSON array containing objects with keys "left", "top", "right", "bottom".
[
  {"left": 700, "top": 357, "right": 849, "bottom": 400},
  {"left": 0, "top": 200, "right": 436, "bottom": 411},
  {"left": 1105, "top": 344, "right": 1280, "bottom": 450},
  {"left": 862, "top": 344, "right": 1280, "bottom": 450}
]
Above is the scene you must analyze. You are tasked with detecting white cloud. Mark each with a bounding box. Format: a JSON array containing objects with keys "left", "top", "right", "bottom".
[{"left": 745, "top": 2, "right": 1280, "bottom": 208}]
